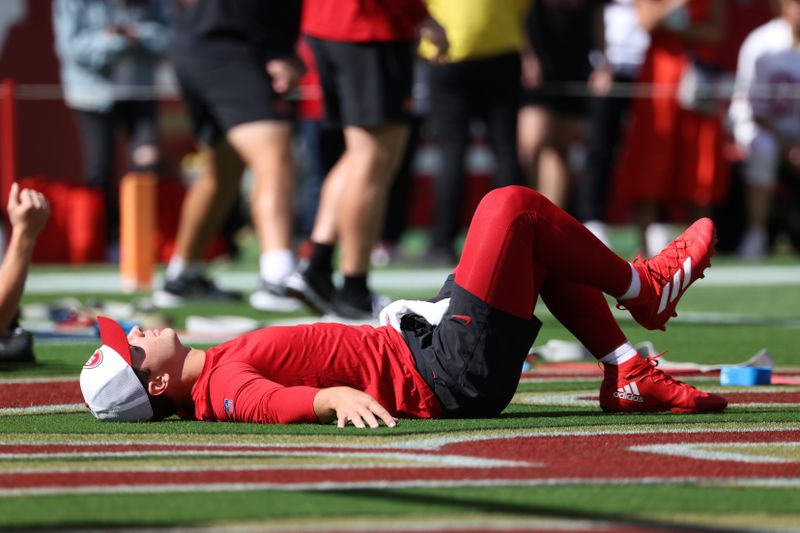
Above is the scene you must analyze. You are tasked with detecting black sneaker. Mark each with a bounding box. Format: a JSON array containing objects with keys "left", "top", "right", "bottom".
[
  {"left": 329, "top": 290, "right": 391, "bottom": 321},
  {"left": 284, "top": 264, "right": 334, "bottom": 315},
  {"left": 152, "top": 272, "right": 242, "bottom": 308},
  {"left": 0, "top": 328, "right": 35, "bottom": 363}
]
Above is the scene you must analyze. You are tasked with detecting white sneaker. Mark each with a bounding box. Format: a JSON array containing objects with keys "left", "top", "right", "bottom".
[
  {"left": 249, "top": 280, "right": 304, "bottom": 312},
  {"left": 645, "top": 223, "right": 674, "bottom": 258},
  {"left": 738, "top": 227, "right": 768, "bottom": 259},
  {"left": 584, "top": 220, "right": 610, "bottom": 248}
]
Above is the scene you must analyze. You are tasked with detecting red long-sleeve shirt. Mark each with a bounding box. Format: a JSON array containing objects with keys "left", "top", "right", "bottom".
[
  {"left": 190, "top": 323, "right": 442, "bottom": 424},
  {"left": 301, "top": 0, "right": 429, "bottom": 42}
]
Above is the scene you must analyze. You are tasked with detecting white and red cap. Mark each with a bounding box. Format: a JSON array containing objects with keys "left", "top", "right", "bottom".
[{"left": 80, "top": 316, "right": 153, "bottom": 422}]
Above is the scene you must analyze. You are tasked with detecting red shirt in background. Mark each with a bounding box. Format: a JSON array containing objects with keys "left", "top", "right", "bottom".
[
  {"left": 296, "top": 37, "right": 323, "bottom": 121},
  {"left": 301, "top": 0, "right": 429, "bottom": 42},
  {"left": 190, "top": 323, "right": 442, "bottom": 424}
]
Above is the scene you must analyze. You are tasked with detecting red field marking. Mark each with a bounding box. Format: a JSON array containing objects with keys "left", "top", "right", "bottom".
[
  {"left": 0, "top": 379, "right": 82, "bottom": 408},
  {"left": 1, "top": 428, "right": 798, "bottom": 494},
  {"left": 3, "top": 377, "right": 800, "bottom": 414}
]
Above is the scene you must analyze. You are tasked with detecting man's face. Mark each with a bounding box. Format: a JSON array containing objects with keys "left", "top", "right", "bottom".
[
  {"left": 783, "top": 0, "right": 800, "bottom": 32},
  {"left": 127, "top": 326, "right": 182, "bottom": 374}
]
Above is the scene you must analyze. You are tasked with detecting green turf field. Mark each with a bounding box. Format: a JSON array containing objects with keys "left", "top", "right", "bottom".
[{"left": 1, "top": 252, "right": 799, "bottom": 532}]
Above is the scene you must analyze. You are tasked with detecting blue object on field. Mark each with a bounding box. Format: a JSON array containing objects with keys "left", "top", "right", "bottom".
[{"left": 720, "top": 366, "right": 771, "bottom": 386}]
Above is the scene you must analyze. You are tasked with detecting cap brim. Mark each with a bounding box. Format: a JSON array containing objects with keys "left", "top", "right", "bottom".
[{"left": 97, "top": 316, "right": 132, "bottom": 366}]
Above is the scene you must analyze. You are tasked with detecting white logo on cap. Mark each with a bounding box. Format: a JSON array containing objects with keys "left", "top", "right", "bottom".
[{"left": 84, "top": 350, "right": 103, "bottom": 369}]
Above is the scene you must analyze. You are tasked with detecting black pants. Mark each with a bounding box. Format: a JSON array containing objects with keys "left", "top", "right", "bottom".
[
  {"left": 428, "top": 52, "right": 524, "bottom": 252},
  {"left": 575, "top": 73, "right": 635, "bottom": 222},
  {"left": 402, "top": 275, "right": 542, "bottom": 418},
  {"left": 73, "top": 100, "right": 159, "bottom": 234}
]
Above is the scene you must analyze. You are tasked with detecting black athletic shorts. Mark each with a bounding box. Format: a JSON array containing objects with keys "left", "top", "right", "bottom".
[
  {"left": 170, "top": 43, "right": 295, "bottom": 146},
  {"left": 401, "top": 275, "right": 542, "bottom": 418},
  {"left": 305, "top": 36, "right": 414, "bottom": 129},
  {"left": 522, "top": 81, "right": 589, "bottom": 117}
]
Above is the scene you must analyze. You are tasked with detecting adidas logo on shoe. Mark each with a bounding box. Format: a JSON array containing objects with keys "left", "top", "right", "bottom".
[
  {"left": 612, "top": 382, "right": 645, "bottom": 403},
  {"left": 600, "top": 355, "right": 728, "bottom": 413}
]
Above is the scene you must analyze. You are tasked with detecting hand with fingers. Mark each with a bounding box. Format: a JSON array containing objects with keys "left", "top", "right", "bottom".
[
  {"left": 418, "top": 16, "right": 449, "bottom": 64},
  {"left": 313, "top": 386, "right": 398, "bottom": 429},
  {"left": 266, "top": 56, "right": 305, "bottom": 95},
  {"left": 6, "top": 182, "right": 50, "bottom": 242}
]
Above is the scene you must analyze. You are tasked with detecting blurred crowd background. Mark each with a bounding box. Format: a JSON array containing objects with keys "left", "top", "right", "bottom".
[{"left": 0, "top": 0, "right": 798, "bottom": 317}]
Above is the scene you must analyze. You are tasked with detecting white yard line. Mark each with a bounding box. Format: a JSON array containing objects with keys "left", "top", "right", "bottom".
[
  {"left": 1, "top": 476, "right": 799, "bottom": 497},
  {"left": 24, "top": 265, "right": 800, "bottom": 294}
]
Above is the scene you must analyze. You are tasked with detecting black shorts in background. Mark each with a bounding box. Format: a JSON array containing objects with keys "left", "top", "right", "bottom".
[
  {"left": 401, "top": 281, "right": 542, "bottom": 418},
  {"left": 306, "top": 36, "right": 414, "bottom": 129},
  {"left": 170, "top": 44, "right": 295, "bottom": 146}
]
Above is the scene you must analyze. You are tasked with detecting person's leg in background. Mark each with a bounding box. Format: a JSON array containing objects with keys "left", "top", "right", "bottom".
[
  {"left": 576, "top": 75, "right": 633, "bottom": 248},
  {"left": 428, "top": 59, "right": 471, "bottom": 264},
  {"left": 125, "top": 100, "right": 161, "bottom": 176},
  {"left": 374, "top": 115, "right": 422, "bottom": 266},
  {"left": 291, "top": 126, "right": 409, "bottom": 317},
  {"left": 334, "top": 123, "right": 409, "bottom": 314},
  {"left": 73, "top": 108, "right": 114, "bottom": 259},
  {"left": 158, "top": 139, "right": 244, "bottom": 303},
  {"left": 482, "top": 53, "right": 524, "bottom": 190},
  {"left": 287, "top": 38, "right": 414, "bottom": 318},
  {"left": 452, "top": 185, "right": 726, "bottom": 413},
  {"left": 536, "top": 111, "right": 583, "bottom": 210},
  {"left": 228, "top": 120, "right": 303, "bottom": 311},
  {"left": 517, "top": 102, "right": 550, "bottom": 192},
  {"left": 157, "top": 44, "right": 301, "bottom": 307},
  {"left": 738, "top": 129, "right": 780, "bottom": 259}
]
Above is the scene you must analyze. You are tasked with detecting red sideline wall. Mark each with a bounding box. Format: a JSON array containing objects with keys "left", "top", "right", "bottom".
[
  {"left": 0, "top": 0, "right": 82, "bottom": 183},
  {"left": 0, "top": 1, "right": 203, "bottom": 263}
]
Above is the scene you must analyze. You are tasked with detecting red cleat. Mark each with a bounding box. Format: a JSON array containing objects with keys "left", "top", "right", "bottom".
[
  {"left": 600, "top": 355, "right": 728, "bottom": 414},
  {"left": 619, "top": 218, "right": 716, "bottom": 331}
]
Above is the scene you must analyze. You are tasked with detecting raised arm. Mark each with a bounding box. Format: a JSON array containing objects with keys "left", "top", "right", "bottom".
[{"left": 0, "top": 184, "right": 49, "bottom": 334}]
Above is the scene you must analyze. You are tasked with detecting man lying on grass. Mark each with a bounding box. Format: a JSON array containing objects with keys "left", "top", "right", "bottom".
[{"left": 80, "top": 186, "right": 727, "bottom": 426}]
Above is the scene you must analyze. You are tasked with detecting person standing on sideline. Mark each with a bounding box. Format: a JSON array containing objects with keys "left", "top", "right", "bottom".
[
  {"left": 517, "top": 0, "right": 607, "bottom": 211},
  {"left": 52, "top": 0, "right": 169, "bottom": 257},
  {"left": 611, "top": 0, "right": 727, "bottom": 258},
  {"left": 285, "top": 0, "right": 449, "bottom": 320},
  {"left": 729, "top": 0, "right": 800, "bottom": 258},
  {"left": 421, "top": 0, "right": 530, "bottom": 266},
  {"left": 153, "top": 0, "right": 305, "bottom": 311},
  {"left": 576, "top": 0, "right": 650, "bottom": 247}
]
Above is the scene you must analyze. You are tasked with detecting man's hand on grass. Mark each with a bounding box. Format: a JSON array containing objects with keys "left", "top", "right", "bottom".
[{"left": 314, "top": 387, "right": 397, "bottom": 429}]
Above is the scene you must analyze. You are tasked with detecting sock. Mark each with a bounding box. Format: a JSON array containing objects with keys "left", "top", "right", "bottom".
[
  {"left": 341, "top": 274, "right": 369, "bottom": 305},
  {"left": 600, "top": 342, "right": 640, "bottom": 365},
  {"left": 260, "top": 249, "right": 295, "bottom": 284},
  {"left": 308, "top": 241, "right": 334, "bottom": 277},
  {"left": 165, "top": 257, "right": 203, "bottom": 281},
  {"left": 618, "top": 263, "right": 641, "bottom": 301}
]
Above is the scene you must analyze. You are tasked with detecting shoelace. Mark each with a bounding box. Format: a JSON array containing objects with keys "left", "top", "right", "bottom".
[
  {"left": 627, "top": 353, "right": 692, "bottom": 389},
  {"left": 634, "top": 239, "right": 688, "bottom": 288}
]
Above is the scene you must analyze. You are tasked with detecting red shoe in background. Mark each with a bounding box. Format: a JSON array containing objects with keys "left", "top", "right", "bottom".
[{"left": 600, "top": 355, "right": 728, "bottom": 414}]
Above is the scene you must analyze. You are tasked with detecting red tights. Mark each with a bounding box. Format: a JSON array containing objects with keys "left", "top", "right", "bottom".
[{"left": 454, "top": 186, "right": 631, "bottom": 357}]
